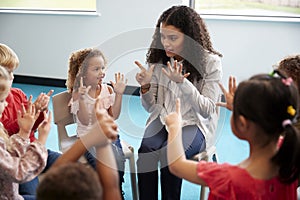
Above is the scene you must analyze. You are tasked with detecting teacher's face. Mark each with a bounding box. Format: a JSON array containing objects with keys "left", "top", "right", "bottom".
[{"left": 160, "top": 23, "right": 184, "bottom": 61}]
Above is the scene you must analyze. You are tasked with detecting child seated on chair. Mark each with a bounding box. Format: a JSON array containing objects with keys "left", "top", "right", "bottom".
[
  {"left": 0, "top": 43, "right": 61, "bottom": 198},
  {"left": 166, "top": 70, "right": 300, "bottom": 199},
  {"left": 0, "top": 65, "right": 52, "bottom": 200},
  {"left": 65, "top": 47, "right": 127, "bottom": 198},
  {"left": 37, "top": 99, "right": 122, "bottom": 200}
]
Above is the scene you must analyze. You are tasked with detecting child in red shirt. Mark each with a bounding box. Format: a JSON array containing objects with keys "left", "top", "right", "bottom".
[
  {"left": 0, "top": 43, "right": 61, "bottom": 198},
  {"left": 165, "top": 71, "right": 299, "bottom": 199},
  {"left": 0, "top": 64, "right": 51, "bottom": 200}
]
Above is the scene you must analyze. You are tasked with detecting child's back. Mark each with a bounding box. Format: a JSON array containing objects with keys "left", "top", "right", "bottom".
[{"left": 165, "top": 71, "right": 300, "bottom": 199}]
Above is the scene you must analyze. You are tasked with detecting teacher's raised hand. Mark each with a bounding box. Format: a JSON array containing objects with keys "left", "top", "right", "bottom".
[{"left": 135, "top": 61, "right": 155, "bottom": 86}]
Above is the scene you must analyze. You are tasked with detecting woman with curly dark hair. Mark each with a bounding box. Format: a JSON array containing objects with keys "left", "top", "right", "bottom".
[{"left": 135, "top": 5, "right": 223, "bottom": 200}]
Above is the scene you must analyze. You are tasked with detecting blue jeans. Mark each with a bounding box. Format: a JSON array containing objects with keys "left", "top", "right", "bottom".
[
  {"left": 84, "top": 136, "right": 125, "bottom": 199},
  {"left": 19, "top": 149, "right": 61, "bottom": 196},
  {"left": 137, "top": 118, "right": 206, "bottom": 200},
  {"left": 22, "top": 195, "right": 35, "bottom": 200}
]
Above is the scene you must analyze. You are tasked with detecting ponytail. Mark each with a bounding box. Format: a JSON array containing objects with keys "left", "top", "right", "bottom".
[{"left": 272, "top": 124, "right": 300, "bottom": 183}]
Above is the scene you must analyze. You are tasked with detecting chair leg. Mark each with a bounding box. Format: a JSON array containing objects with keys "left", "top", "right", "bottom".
[
  {"left": 212, "top": 153, "right": 218, "bottom": 163},
  {"left": 200, "top": 185, "right": 206, "bottom": 200},
  {"left": 128, "top": 153, "right": 138, "bottom": 200},
  {"left": 199, "top": 152, "right": 218, "bottom": 200}
]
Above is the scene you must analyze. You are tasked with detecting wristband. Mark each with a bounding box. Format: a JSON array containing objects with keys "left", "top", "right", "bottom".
[{"left": 141, "top": 84, "right": 150, "bottom": 89}]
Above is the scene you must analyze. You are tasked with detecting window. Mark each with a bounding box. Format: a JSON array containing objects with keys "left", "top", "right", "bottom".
[
  {"left": 0, "top": 0, "right": 97, "bottom": 15},
  {"left": 192, "top": 0, "right": 300, "bottom": 20}
]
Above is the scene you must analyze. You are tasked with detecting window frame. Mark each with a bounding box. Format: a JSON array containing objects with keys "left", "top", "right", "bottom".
[
  {"left": 190, "top": 0, "right": 300, "bottom": 22},
  {"left": 0, "top": 0, "right": 99, "bottom": 16}
]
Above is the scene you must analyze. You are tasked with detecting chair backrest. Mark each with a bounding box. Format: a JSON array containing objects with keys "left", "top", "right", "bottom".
[
  {"left": 52, "top": 91, "right": 77, "bottom": 152},
  {"left": 214, "top": 106, "right": 227, "bottom": 145}
]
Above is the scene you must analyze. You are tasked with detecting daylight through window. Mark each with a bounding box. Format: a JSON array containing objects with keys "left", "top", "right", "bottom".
[
  {"left": 193, "top": 0, "right": 300, "bottom": 18},
  {"left": 0, "top": 0, "right": 96, "bottom": 13}
]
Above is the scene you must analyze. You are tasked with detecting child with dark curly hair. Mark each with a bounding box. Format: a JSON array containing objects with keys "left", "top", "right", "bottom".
[
  {"left": 37, "top": 163, "right": 103, "bottom": 200},
  {"left": 134, "top": 5, "right": 222, "bottom": 200}
]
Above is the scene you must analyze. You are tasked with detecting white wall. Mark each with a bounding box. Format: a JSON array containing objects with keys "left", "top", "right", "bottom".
[
  {"left": 0, "top": 0, "right": 299, "bottom": 86},
  {"left": 205, "top": 17, "right": 300, "bottom": 83}
]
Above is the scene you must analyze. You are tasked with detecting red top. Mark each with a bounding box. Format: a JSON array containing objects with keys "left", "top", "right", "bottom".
[
  {"left": 197, "top": 161, "right": 298, "bottom": 200},
  {"left": 0, "top": 88, "right": 44, "bottom": 142}
]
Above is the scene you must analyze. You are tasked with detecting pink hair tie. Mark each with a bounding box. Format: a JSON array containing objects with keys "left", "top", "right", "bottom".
[
  {"left": 282, "top": 119, "right": 292, "bottom": 128},
  {"left": 282, "top": 77, "right": 293, "bottom": 86},
  {"left": 276, "top": 135, "right": 284, "bottom": 149}
]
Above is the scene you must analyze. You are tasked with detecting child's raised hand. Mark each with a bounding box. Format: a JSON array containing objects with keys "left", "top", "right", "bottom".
[
  {"left": 37, "top": 111, "right": 52, "bottom": 145},
  {"left": 162, "top": 61, "right": 190, "bottom": 83},
  {"left": 110, "top": 72, "right": 127, "bottom": 95},
  {"left": 78, "top": 77, "right": 91, "bottom": 98},
  {"left": 165, "top": 98, "right": 182, "bottom": 133},
  {"left": 34, "top": 89, "right": 54, "bottom": 111},
  {"left": 135, "top": 61, "right": 155, "bottom": 86},
  {"left": 17, "top": 101, "right": 40, "bottom": 139},
  {"left": 94, "top": 98, "right": 118, "bottom": 141},
  {"left": 216, "top": 76, "right": 237, "bottom": 111}
]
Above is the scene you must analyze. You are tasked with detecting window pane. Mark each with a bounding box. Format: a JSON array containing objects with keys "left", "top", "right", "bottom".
[
  {"left": 194, "top": 0, "right": 300, "bottom": 18},
  {"left": 0, "top": 0, "right": 96, "bottom": 12}
]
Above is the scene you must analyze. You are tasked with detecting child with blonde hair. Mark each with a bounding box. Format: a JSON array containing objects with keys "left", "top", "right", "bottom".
[
  {"left": 166, "top": 70, "right": 300, "bottom": 199},
  {"left": 0, "top": 43, "right": 60, "bottom": 197},
  {"left": 0, "top": 65, "right": 51, "bottom": 200}
]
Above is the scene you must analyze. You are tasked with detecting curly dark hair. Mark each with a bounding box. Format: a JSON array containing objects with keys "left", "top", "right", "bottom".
[
  {"left": 278, "top": 55, "right": 300, "bottom": 96},
  {"left": 36, "top": 163, "right": 102, "bottom": 200},
  {"left": 146, "top": 5, "right": 222, "bottom": 82},
  {"left": 65, "top": 48, "right": 107, "bottom": 93}
]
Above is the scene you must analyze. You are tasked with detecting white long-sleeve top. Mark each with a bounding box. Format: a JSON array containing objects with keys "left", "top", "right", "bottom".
[{"left": 141, "top": 54, "right": 222, "bottom": 147}]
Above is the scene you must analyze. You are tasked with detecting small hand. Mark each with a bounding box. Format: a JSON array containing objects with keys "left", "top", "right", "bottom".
[
  {"left": 110, "top": 72, "right": 128, "bottom": 95},
  {"left": 216, "top": 76, "right": 237, "bottom": 111},
  {"left": 17, "top": 102, "right": 40, "bottom": 138},
  {"left": 34, "top": 90, "right": 54, "bottom": 111},
  {"left": 165, "top": 98, "right": 182, "bottom": 132},
  {"left": 162, "top": 61, "right": 190, "bottom": 83},
  {"left": 37, "top": 111, "right": 52, "bottom": 145},
  {"left": 135, "top": 61, "right": 155, "bottom": 86},
  {"left": 78, "top": 77, "right": 91, "bottom": 99}
]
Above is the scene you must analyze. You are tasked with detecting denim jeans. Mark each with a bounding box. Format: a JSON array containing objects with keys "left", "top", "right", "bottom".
[
  {"left": 137, "top": 118, "right": 206, "bottom": 200},
  {"left": 19, "top": 149, "right": 61, "bottom": 196},
  {"left": 84, "top": 136, "right": 125, "bottom": 199},
  {"left": 22, "top": 195, "right": 36, "bottom": 200}
]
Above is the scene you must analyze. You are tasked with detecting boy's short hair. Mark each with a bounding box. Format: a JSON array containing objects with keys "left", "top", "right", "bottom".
[
  {"left": 0, "top": 43, "right": 19, "bottom": 70},
  {"left": 36, "top": 163, "right": 103, "bottom": 200}
]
